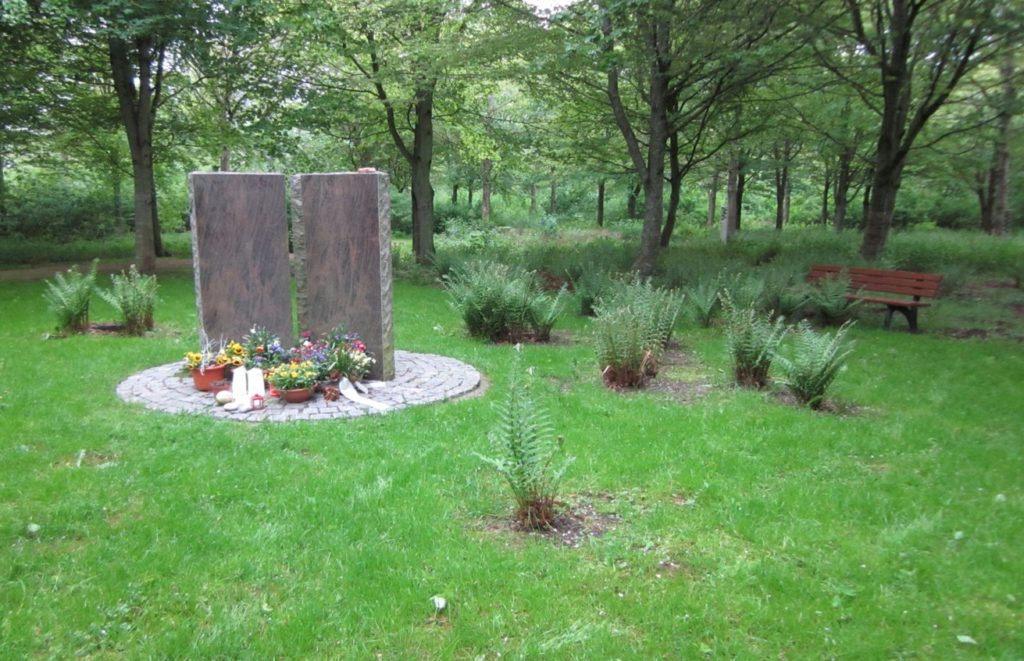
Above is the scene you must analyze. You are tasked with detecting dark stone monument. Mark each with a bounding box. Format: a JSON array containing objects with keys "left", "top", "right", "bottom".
[
  {"left": 189, "top": 173, "right": 293, "bottom": 346},
  {"left": 291, "top": 170, "right": 394, "bottom": 380}
]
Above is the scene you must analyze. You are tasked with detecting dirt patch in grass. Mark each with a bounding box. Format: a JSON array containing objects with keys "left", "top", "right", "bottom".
[
  {"left": 479, "top": 493, "right": 624, "bottom": 549},
  {"left": 771, "top": 389, "right": 864, "bottom": 416},
  {"left": 942, "top": 323, "right": 1024, "bottom": 341},
  {"left": 643, "top": 348, "right": 715, "bottom": 404},
  {"left": 55, "top": 450, "right": 119, "bottom": 469}
]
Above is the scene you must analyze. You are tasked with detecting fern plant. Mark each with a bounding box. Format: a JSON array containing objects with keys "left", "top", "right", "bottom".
[
  {"left": 806, "top": 272, "right": 859, "bottom": 325},
  {"left": 443, "top": 261, "right": 564, "bottom": 343},
  {"left": 96, "top": 265, "right": 158, "bottom": 335},
  {"left": 476, "top": 350, "right": 572, "bottom": 529},
  {"left": 721, "top": 290, "right": 787, "bottom": 388},
  {"left": 776, "top": 321, "right": 855, "bottom": 409},
  {"left": 42, "top": 259, "right": 98, "bottom": 334},
  {"left": 600, "top": 274, "right": 684, "bottom": 349},
  {"left": 685, "top": 278, "right": 721, "bottom": 327},
  {"left": 570, "top": 265, "right": 612, "bottom": 316},
  {"left": 593, "top": 304, "right": 656, "bottom": 388}
]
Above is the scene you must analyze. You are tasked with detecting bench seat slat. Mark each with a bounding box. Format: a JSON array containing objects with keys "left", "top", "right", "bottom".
[{"left": 848, "top": 294, "right": 930, "bottom": 308}]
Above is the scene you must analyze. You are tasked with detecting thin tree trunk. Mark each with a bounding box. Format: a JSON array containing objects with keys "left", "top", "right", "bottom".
[
  {"left": 977, "top": 171, "right": 994, "bottom": 233},
  {"left": 820, "top": 163, "right": 831, "bottom": 225},
  {"left": 597, "top": 179, "right": 605, "bottom": 227},
  {"left": 659, "top": 130, "right": 682, "bottom": 247},
  {"left": 467, "top": 182, "right": 474, "bottom": 208},
  {"left": 774, "top": 164, "right": 789, "bottom": 230},
  {"left": 220, "top": 146, "right": 231, "bottom": 172},
  {"left": 0, "top": 147, "right": 6, "bottom": 224},
  {"left": 528, "top": 183, "right": 536, "bottom": 214},
  {"left": 706, "top": 171, "right": 719, "bottom": 229},
  {"left": 834, "top": 149, "right": 853, "bottom": 232},
  {"left": 992, "top": 53, "right": 1014, "bottom": 236},
  {"left": 451, "top": 183, "right": 458, "bottom": 205},
  {"left": 548, "top": 175, "right": 557, "bottom": 214},
  {"left": 481, "top": 159, "right": 492, "bottom": 221},
  {"left": 862, "top": 180, "right": 871, "bottom": 227},
  {"left": 735, "top": 161, "right": 746, "bottom": 232},
  {"left": 627, "top": 182, "right": 640, "bottom": 218},
  {"left": 722, "top": 151, "right": 740, "bottom": 243},
  {"left": 410, "top": 90, "right": 435, "bottom": 263}
]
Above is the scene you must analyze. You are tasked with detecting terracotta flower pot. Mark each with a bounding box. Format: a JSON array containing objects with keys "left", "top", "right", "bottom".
[
  {"left": 191, "top": 364, "right": 227, "bottom": 391},
  {"left": 278, "top": 387, "right": 314, "bottom": 404}
]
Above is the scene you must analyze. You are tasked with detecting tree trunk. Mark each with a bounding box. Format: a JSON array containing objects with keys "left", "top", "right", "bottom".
[
  {"left": 627, "top": 182, "right": 640, "bottom": 219},
  {"left": 481, "top": 159, "right": 492, "bottom": 221},
  {"left": 597, "top": 179, "right": 605, "bottom": 227},
  {"left": 451, "top": 183, "right": 458, "bottom": 205},
  {"left": 528, "top": 183, "right": 536, "bottom": 214},
  {"left": 706, "top": 171, "right": 718, "bottom": 229},
  {"left": 834, "top": 149, "right": 853, "bottom": 232},
  {"left": 220, "top": 146, "right": 231, "bottom": 172},
  {"left": 735, "top": 161, "right": 746, "bottom": 232},
  {"left": 659, "top": 130, "right": 682, "bottom": 247},
  {"left": 0, "top": 148, "right": 6, "bottom": 224},
  {"left": 820, "top": 163, "right": 831, "bottom": 225},
  {"left": 992, "top": 53, "right": 1014, "bottom": 236},
  {"left": 548, "top": 175, "right": 557, "bottom": 214},
  {"left": 862, "top": 167, "right": 901, "bottom": 261},
  {"left": 774, "top": 164, "right": 789, "bottom": 231},
  {"left": 977, "top": 170, "right": 995, "bottom": 233},
  {"left": 108, "top": 37, "right": 163, "bottom": 273},
  {"left": 410, "top": 89, "right": 435, "bottom": 264},
  {"left": 467, "top": 182, "right": 474, "bottom": 208},
  {"left": 722, "top": 151, "right": 740, "bottom": 243},
  {"left": 861, "top": 180, "right": 871, "bottom": 227}
]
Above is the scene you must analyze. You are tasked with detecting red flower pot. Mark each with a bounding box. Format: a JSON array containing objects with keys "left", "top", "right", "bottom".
[
  {"left": 278, "top": 387, "right": 313, "bottom": 404},
  {"left": 191, "top": 364, "right": 228, "bottom": 391}
]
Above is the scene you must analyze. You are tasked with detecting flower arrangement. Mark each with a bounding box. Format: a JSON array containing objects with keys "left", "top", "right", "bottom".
[
  {"left": 183, "top": 339, "right": 233, "bottom": 372},
  {"left": 267, "top": 360, "right": 320, "bottom": 391},
  {"left": 292, "top": 331, "right": 333, "bottom": 381},
  {"left": 242, "top": 326, "right": 289, "bottom": 369},
  {"left": 324, "top": 326, "right": 375, "bottom": 382}
]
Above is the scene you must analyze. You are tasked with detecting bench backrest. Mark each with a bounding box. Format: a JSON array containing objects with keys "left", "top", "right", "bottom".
[{"left": 808, "top": 264, "right": 942, "bottom": 298}]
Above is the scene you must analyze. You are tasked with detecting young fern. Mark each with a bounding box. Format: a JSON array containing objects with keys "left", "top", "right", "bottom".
[
  {"left": 685, "top": 278, "right": 721, "bottom": 327},
  {"left": 476, "top": 350, "right": 572, "bottom": 529},
  {"left": 776, "top": 321, "right": 855, "bottom": 409},
  {"left": 806, "top": 272, "right": 859, "bottom": 325},
  {"left": 721, "top": 289, "right": 787, "bottom": 388},
  {"left": 43, "top": 259, "right": 98, "bottom": 334},
  {"left": 96, "top": 265, "right": 158, "bottom": 335}
]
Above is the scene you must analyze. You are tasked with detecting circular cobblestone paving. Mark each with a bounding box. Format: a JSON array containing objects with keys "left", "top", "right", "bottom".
[{"left": 116, "top": 350, "right": 483, "bottom": 423}]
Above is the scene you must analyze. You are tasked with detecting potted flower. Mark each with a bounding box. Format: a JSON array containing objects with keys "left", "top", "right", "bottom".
[
  {"left": 183, "top": 341, "right": 232, "bottom": 391},
  {"left": 292, "top": 331, "right": 334, "bottom": 385},
  {"left": 266, "top": 360, "right": 320, "bottom": 403}
]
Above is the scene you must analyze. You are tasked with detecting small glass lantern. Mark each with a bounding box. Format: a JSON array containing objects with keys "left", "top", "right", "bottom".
[{"left": 251, "top": 393, "right": 266, "bottom": 410}]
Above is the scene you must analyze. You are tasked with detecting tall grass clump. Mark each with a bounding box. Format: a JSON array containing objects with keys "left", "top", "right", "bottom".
[
  {"left": 593, "top": 276, "right": 684, "bottom": 388},
  {"left": 569, "top": 265, "right": 612, "bottom": 316},
  {"left": 476, "top": 349, "right": 572, "bottom": 529},
  {"left": 443, "top": 260, "right": 565, "bottom": 343},
  {"left": 96, "top": 265, "right": 158, "bottom": 335},
  {"left": 42, "top": 259, "right": 98, "bottom": 334},
  {"left": 776, "top": 321, "right": 855, "bottom": 409},
  {"left": 722, "top": 290, "right": 787, "bottom": 388}
]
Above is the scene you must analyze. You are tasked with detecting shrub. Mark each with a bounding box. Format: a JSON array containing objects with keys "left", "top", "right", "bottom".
[
  {"left": 805, "top": 272, "right": 859, "bottom": 325},
  {"left": 443, "top": 261, "right": 563, "bottom": 343},
  {"left": 42, "top": 259, "right": 98, "bottom": 334},
  {"left": 684, "top": 278, "right": 721, "bottom": 327},
  {"left": 722, "top": 290, "right": 787, "bottom": 388},
  {"left": 96, "top": 265, "right": 158, "bottom": 335},
  {"left": 475, "top": 350, "right": 572, "bottom": 529},
  {"left": 776, "top": 321, "right": 855, "bottom": 409},
  {"left": 594, "top": 304, "right": 657, "bottom": 388}
]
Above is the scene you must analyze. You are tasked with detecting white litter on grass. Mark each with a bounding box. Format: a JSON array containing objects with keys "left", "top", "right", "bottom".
[{"left": 956, "top": 634, "right": 977, "bottom": 645}]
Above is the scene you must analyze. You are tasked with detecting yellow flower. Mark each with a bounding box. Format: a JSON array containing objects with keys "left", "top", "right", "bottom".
[{"left": 231, "top": 356, "right": 244, "bottom": 367}]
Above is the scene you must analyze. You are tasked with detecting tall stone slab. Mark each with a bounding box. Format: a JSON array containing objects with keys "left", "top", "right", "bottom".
[
  {"left": 292, "top": 171, "right": 394, "bottom": 380},
  {"left": 189, "top": 173, "right": 292, "bottom": 346}
]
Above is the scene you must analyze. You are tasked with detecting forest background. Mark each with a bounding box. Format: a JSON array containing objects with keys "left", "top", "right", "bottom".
[{"left": 0, "top": 0, "right": 1021, "bottom": 272}]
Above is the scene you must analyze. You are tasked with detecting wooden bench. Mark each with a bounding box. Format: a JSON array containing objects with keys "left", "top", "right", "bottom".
[{"left": 808, "top": 264, "right": 943, "bottom": 333}]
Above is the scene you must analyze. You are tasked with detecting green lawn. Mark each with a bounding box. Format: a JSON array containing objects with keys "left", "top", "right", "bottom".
[{"left": 1, "top": 270, "right": 1022, "bottom": 657}]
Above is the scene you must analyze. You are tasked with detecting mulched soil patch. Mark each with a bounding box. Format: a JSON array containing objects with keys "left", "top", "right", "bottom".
[
  {"left": 771, "top": 388, "right": 864, "bottom": 416},
  {"left": 637, "top": 347, "right": 716, "bottom": 405}
]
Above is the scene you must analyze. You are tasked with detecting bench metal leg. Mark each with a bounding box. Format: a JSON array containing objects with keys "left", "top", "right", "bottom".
[{"left": 885, "top": 305, "right": 919, "bottom": 333}]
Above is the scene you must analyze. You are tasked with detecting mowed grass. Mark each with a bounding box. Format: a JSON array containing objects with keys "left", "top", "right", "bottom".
[{"left": 1, "top": 270, "right": 1022, "bottom": 658}]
